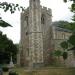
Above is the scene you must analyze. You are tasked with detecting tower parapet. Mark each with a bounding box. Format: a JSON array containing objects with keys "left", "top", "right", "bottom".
[{"left": 41, "top": 6, "right": 52, "bottom": 16}]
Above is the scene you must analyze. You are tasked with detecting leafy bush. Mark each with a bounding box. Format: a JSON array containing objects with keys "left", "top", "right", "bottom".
[
  {"left": 62, "top": 52, "right": 68, "bottom": 60},
  {"left": 9, "top": 71, "right": 18, "bottom": 75},
  {"left": 2, "top": 66, "right": 9, "bottom": 72}
]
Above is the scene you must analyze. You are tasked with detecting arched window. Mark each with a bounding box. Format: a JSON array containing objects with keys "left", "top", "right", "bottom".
[
  {"left": 41, "top": 14, "right": 45, "bottom": 24},
  {"left": 26, "top": 48, "right": 29, "bottom": 56},
  {"left": 25, "top": 16, "right": 28, "bottom": 26},
  {"left": 26, "top": 32, "right": 28, "bottom": 35}
]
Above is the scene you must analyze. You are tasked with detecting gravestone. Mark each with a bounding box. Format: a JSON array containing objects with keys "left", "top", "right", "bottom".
[{"left": 9, "top": 55, "right": 14, "bottom": 72}]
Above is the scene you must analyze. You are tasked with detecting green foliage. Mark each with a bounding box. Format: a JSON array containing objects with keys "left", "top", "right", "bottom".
[
  {"left": 54, "top": 20, "right": 74, "bottom": 33},
  {"left": 68, "top": 23, "right": 75, "bottom": 32},
  {"left": 2, "top": 66, "right": 9, "bottom": 72},
  {"left": 52, "top": 21, "right": 72, "bottom": 31},
  {"left": 0, "top": 2, "right": 25, "bottom": 14},
  {"left": 63, "top": 0, "right": 67, "bottom": 2},
  {"left": 0, "top": 19, "right": 12, "bottom": 27},
  {"left": 62, "top": 52, "right": 68, "bottom": 60},
  {"left": 63, "top": 0, "right": 75, "bottom": 3},
  {"left": 63, "top": 0, "right": 75, "bottom": 12},
  {"left": 9, "top": 71, "right": 18, "bottom": 75},
  {"left": 58, "top": 1, "right": 75, "bottom": 57},
  {"left": 66, "top": 15, "right": 75, "bottom": 32},
  {"left": 0, "top": 31, "right": 18, "bottom": 64},
  {"left": 71, "top": 14, "right": 75, "bottom": 21},
  {"left": 54, "top": 50, "right": 62, "bottom": 57},
  {"left": 68, "top": 34, "right": 75, "bottom": 45},
  {"left": 71, "top": 3, "right": 75, "bottom": 12},
  {"left": 0, "top": 2, "right": 25, "bottom": 28},
  {"left": 60, "top": 41, "right": 68, "bottom": 50},
  {"left": 52, "top": 21, "right": 70, "bottom": 27}
]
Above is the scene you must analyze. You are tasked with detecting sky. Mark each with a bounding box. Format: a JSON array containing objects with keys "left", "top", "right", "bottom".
[{"left": 0, "top": 0, "right": 73, "bottom": 44}]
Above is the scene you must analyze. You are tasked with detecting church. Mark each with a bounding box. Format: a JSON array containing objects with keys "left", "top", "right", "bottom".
[{"left": 17, "top": 0, "right": 74, "bottom": 67}]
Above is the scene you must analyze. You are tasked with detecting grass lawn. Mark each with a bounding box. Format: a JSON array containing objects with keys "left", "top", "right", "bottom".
[{"left": 4, "top": 67, "right": 75, "bottom": 75}]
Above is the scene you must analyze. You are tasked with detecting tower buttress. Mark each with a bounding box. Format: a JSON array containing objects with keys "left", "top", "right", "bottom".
[{"left": 29, "top": 0, "right": 43, "bottom": 67}]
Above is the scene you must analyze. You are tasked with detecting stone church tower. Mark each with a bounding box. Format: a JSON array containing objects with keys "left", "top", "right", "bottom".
[{"left": 18, "top": 0, "right": 52, "bottom": 67}]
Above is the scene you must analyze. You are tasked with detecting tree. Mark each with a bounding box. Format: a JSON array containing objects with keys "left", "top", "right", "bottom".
[
  {"left": 62, "top": 51, "right": 68, "bottom": 65},
  {"left": 0, "top": 31, "right": 18, "bottom": 64},
  {"left": 63, "top": 0, "right": 75, "bottom": 12},
  {"left": 63, "top": 0, "right": 75, "bottom": 32},
  {"left": 55, "top": 1, "right": 75, "bottom": 54},
  {"left": 0, "top": 2, "right": 25, "bottom": 27},
  {"left": 54, "top": 50, "right": 62, "bottom": 59},
  {"left": 68, "top": 34, "right": 75, "bottom": 45},
  {"left": 0, "top": 19, "right": 12, "bottom": 27},
  {"left": 52, "top": 21, "right": 70, "bottom": 28},
  {"left": 62, "top": 52, "right": 68, "bottom": 60},
  {"left": 53, "top": 50, "right": 63, "bottom": 66},
  {"left": 52, "top": 20, "right": 75, "bottom": 32},
  {"left": 0, "top": 2, "right": 23, "bottom": 63},
  {"left": 60, "top": 41, "right": 68, "bottom": 50},
  {"left": 53, "top": 50, "right": 62, "bottom": 62},
  {"left": 63, "top": 0, "right": 75, "bottom": 2},
  {"left": 0, "top": 2, "right": 24, "bottom": 14}
]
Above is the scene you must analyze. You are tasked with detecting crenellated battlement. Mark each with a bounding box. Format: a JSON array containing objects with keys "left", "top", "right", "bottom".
[{"left": 41, "top": 6, "right": 52, "bottom": 16}]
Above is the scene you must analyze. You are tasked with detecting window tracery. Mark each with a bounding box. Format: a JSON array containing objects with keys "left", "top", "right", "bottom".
[{"left": 41, "top": 14, "right": 45, "bottom": 24}]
